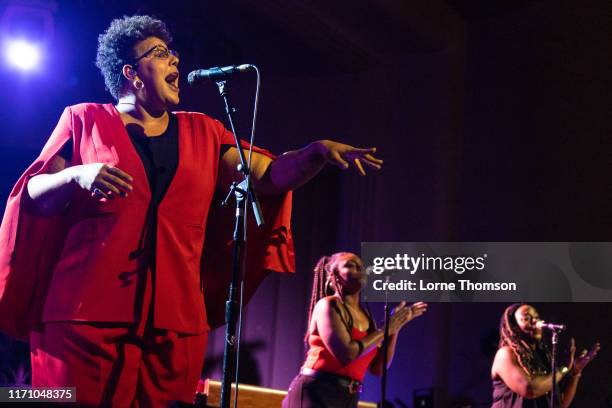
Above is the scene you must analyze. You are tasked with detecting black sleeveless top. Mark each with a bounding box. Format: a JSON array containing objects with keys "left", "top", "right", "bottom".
[
  {"left": 491, "top": 377, "right": 549, "bottom": 408},
  {"left": 491, "top": 346, "right": 551, "bottom": 408}
]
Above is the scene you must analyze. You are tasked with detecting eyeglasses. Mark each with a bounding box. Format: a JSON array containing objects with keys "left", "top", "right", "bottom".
[
  {"left": 115, "top": 45, "right": 179, "bottom": 88},
  {"left": 133, "top": 45, "right": 179, "bottom": 64}
]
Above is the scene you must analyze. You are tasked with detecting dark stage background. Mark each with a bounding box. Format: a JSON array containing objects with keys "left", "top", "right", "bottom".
[{"left": 0, "top": 1, "right": 611, "bottom": 406}]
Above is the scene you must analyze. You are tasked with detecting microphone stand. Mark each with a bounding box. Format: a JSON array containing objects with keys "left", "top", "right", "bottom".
[
  {"left": 380, "top": 276, "right": 391, "bottom": 408},
  {"left": 216, "top": 80, "right": 264, "bottom": 408},
  {"left": 550, "top": 330, "right": 561, "bottom": 408}
]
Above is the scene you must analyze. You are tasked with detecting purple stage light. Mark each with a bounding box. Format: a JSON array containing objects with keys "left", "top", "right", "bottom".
[
  {"left": 4, "top": 39, "right": 41, "bottom": 71},
  {"left": 0, "top": 3, "right": 55, "bottom": 74}
]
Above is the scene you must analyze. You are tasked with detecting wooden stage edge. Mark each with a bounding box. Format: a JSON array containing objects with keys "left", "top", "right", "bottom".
[{"left": 199, "top": 379, "right": 377, "bottom": 408}]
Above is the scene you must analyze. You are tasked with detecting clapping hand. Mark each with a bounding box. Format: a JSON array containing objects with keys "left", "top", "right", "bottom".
[{"left": 388, "top": 301, "right": 428, "bottom": 335}]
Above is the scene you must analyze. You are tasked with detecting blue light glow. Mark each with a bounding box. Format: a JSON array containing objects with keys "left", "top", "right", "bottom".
[{"left": 4, "top": 39, "right": 41, "bottom": 71}]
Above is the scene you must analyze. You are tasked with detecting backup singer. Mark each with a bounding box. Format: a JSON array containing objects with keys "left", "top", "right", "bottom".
[
  {"left": 491, "top": 304, "right": 600, "bottom": 408},
  {"left": 283, "top": 252, "right": 427, "bottom": 408},
  {"left": 0, "top": 15, "right": 383, "bottom": 406}
]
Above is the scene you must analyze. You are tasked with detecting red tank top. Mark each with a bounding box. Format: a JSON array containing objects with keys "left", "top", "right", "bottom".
[{"left": 302, "top": 326, "right": 378, "bottom": 382}]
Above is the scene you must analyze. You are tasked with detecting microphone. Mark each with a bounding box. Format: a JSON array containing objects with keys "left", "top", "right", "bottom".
[
  {"left": 187, "top": 64, "right": 253, "bottom": 84},
  {"left": 536, "top": 320, "right": 566, "bottom": 331}
]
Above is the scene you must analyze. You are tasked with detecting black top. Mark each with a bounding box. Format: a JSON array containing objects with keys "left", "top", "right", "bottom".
[
  {"left": 491, "top": 347, "right": 551, "bottom": 408},
  {"left": 126, "top": 113, "right": 178, "bottom": 206},
  {"left": 491, "top": 377, "right": 549, "bottom": 408}
]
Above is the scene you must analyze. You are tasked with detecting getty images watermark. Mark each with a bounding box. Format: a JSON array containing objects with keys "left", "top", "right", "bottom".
[{"left": 361, "top": 242, "right": 612, "bottom": 302}]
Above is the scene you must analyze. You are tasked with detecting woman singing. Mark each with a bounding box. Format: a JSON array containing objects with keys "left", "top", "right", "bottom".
[
  {"left": 0, "top": 15, "right": 383, "bottom": 406},
  {"left": 283, "top": 252, "right": 427, "bottom": 408},
  {"left": 491, "top": 303, "right": 600, "bottom": 408}
]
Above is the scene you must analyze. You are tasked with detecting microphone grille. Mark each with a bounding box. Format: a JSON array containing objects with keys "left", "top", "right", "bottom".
[
  {"left": 187, "top": 70, "right": 197, "bottom": 85},
  {"left": 237, "top": 64, "right": 254, "bottom": 72}
]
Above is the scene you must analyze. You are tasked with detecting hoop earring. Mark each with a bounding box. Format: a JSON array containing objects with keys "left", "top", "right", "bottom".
[{"left": 133, "top": 79, "right": 144, "bottom": 90}]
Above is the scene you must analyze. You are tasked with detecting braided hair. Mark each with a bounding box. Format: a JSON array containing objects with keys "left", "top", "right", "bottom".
[
  {"left": 304, "top": 253, "right": 374, "bottom": 344},
  {"left": 499, "top": 303, "right": 551, "bottom": 376}
]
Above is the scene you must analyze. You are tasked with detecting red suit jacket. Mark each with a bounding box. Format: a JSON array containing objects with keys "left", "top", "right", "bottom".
[{"left": 0, "top": 103, "right": 295, "bottom": 340}]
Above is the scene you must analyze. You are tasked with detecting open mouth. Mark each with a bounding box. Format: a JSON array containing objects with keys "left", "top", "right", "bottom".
[{"left": 165, "top": 72, "right": 179, "bottom": 91}]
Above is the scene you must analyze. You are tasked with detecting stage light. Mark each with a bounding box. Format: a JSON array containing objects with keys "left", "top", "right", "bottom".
[
  {"left": 4, "top": 39, "right": 41, "bottom": 71},
  {"left": 0, "top": 2, "right": 55, "bottom": 73}
]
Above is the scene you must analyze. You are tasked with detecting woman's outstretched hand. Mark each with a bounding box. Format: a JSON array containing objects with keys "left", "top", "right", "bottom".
[
  {"left": 314, "top": 140, "right": 383, "bottom": 176},
  {"left": 570, "top": 338, "right": 600, "bottom": 375}
]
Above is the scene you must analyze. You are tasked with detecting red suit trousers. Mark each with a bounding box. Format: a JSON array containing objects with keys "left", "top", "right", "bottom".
[
  {"left": 30, "top": 271, "right": 208, "bottom": 407},
  {"left": 30, "top": 323, "right": 207, "bottom": 407}
]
